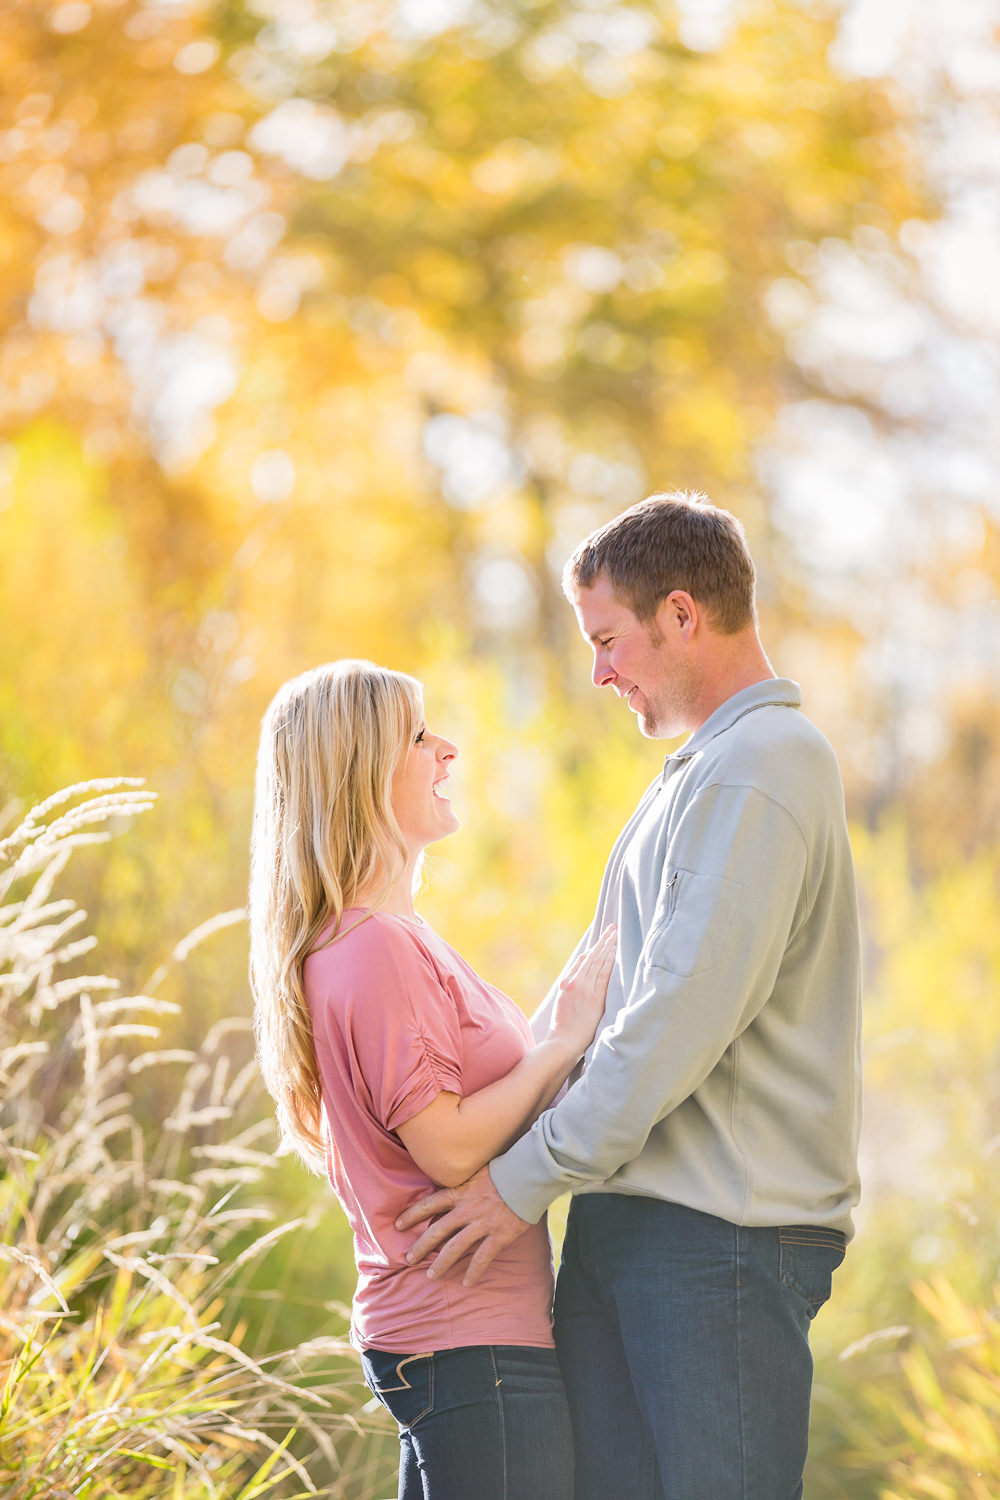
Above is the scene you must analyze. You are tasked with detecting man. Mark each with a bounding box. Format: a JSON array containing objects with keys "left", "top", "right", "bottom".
[{"left": 398, "top": 492, "right": 861, "bottom": 1500}]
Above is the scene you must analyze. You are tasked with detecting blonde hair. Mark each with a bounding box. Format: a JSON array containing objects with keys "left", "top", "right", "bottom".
[{"left": 249, "top": 659, "right": 423, "bottom": 1171}]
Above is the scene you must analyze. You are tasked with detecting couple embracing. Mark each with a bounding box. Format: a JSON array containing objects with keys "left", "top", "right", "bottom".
[{"left": 249, "top": 492, "right": 861, "bottom": 1500}]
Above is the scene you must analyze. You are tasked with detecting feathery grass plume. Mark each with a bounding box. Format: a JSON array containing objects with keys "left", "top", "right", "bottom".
[{"left": 0, "top": 781, "right": 396, "bottom": 1499}]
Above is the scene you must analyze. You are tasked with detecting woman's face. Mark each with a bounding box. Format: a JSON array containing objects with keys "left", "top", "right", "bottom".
[{"left": 390, "top": 713, "right": 459, "bottom": 854}]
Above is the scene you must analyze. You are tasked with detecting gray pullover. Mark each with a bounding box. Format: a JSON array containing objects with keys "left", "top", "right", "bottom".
[{"left": 490, "top": 678, "right": 862, "bottom": 1239}]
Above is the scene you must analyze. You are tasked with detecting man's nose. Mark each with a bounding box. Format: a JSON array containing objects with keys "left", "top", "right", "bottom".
[{"left": 592, "top": 652, "right": 615, "bottom": 689}]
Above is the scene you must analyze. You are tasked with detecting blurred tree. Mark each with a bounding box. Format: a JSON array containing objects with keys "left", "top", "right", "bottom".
[
  {"left": 224, "top": 0, "right": 920, "bottom": 667},
  {"left": 756, "top": 0, "right": 1000, "bottom": 849},
  {"left": 0, "top": 0, "right": 922, "bottom": 1002},
  {"left": 5, "top": 12, "right": 999, "bottom": 1478},
  {"left": 805, "top": 829, "right": 1000, "bottom": 1497}
]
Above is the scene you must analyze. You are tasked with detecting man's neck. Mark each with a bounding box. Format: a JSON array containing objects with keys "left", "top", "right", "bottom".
[{"left": 689, "top": 632, "right": 776, "bottom": 732}]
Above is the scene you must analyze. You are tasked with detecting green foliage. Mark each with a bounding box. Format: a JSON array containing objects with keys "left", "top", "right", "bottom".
[
  {"left": 2, "top": 0, "right": 998, "bottom": 1492},
  {"left": 0, "top": 0, "right": 928, "bottom": 1006},
  {"left": 0, "top": 784, "right": 395, "bottom": 1498},
  {"left": 808, "top": 1268, "right": 1000, "bottom": 1500},
  {"left": 804, "top": 833, "right": 1000, "bottom": 1498},
  {"left": 860, "top": 1278, "right": 1000, "bottom": 1499}
]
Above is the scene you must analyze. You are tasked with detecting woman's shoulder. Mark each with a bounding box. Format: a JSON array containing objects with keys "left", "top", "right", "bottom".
[
  {"left": 305, "top": 911, "right": 466, "bottom": 1041},
  {"left": 305, "top": 909, "right": 437, "bottom": 986}
]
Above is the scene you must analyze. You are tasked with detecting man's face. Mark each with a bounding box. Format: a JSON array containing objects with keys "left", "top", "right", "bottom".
[{"left": 572, "top": 574, "right": 698, "bottom": 740}]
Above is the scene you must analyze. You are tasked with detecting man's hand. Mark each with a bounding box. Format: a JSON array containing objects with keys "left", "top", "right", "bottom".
[{"left": 394, "top": 1166, "right": 530, "bottom": 1286}]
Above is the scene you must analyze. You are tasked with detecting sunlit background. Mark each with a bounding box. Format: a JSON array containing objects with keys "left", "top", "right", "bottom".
[{"left": 2, "top": 0, "right": 999, "bottom": 1494}]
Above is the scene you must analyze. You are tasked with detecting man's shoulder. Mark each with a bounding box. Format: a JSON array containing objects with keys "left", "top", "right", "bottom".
[
  {"left": 745, "top": 698, "right": 837, "bottom": 758},
  {"left": 699, "top": 695, "right": 828, "bottom": 760},
  {"left": 700, "top": 701, "right": 844, "bottom": 816}
]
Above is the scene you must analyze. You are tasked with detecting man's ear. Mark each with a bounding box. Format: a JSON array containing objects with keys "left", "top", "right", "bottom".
[{"left": 655, "top": 589, "right": 698, "bottom": 640}]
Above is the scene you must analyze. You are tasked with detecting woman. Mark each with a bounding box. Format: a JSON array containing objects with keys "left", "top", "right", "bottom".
[{"left": 249, "top": 659, "right": 615, "bottom": 1500}]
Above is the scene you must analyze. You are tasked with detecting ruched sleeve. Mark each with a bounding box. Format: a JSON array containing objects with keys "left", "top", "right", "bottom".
[{"left": 307, "top": 916, "right": 465, "bottom": 1134}]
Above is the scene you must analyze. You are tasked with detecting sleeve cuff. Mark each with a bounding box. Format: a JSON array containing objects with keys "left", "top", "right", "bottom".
[
  {"left": 384, "top": 1067, "right": 462, "bottom": 1132},
  {"left": 489, "top": 1129, "right": 568, "bottom": 1225}
]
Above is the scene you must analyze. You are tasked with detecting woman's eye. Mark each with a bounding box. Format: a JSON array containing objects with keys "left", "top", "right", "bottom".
[{"left": 415, "top": 729, "right": 426, "bottom": 745}]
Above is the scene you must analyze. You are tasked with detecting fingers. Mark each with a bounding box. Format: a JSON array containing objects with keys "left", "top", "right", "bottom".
[
  {"left": 425, "top": 1223, "right": 488, "bottom": 1280},
  {"left": 561, "top": 947, "right": 591, "bottom": 983},
  {"left": 584, "top": 926, "right": 617, "bottom": 969},
  {"left": 402, "top": 1213, "right": 489, "bottom": 1279},
  {"left": 563, "top": 926, "right": 617, "bottom": 988},
  {"left": 460, "top": 1235, "right": 505, "bottom": 1287},
  {"left": 401, "top": 1209, "right": 464, "bottom": 1264},
  {"left": 394, "top": 1187, "right": 456, "bottom": 1232},
  {"left": 591, "top": 935, "right": 615, "bottom": 968},
  {"left": 595, "top": 924, "right": 617, "bottom": 955},
  {"left": 580, "top": 927, "right": 617, "bottom": 991},
  {"left": 401, "top": 1218, "right": 452, "bottom": 1266}
]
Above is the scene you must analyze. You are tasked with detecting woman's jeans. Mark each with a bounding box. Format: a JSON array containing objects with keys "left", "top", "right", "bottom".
[
  {"left": 554, "top": 1194, "right": 846, "bottom": 1500},
  {"left": 361, "top": 1343, "right": 574, "bottom": 1500}
]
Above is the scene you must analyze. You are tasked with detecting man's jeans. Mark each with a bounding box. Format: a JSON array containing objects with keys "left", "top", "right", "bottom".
[
  {"left": 361, "top": 1344, "right": 574, "bottom": 1500},
  {"left": 554, "top": 1194, "right": 846, "bottom": 1500}
]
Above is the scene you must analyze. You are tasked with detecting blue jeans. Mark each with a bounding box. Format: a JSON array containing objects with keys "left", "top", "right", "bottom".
[
  {"left": 361, "top": 1344, "right": 574, "bottom": 1500},
  {"left": 554, "top": 1195, "right": 846, "bottom": 1500}
]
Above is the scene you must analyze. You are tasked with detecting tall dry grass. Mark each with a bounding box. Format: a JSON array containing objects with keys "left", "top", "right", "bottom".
[{"left": 0, "top": 780, "right": 395, "bottom": 1499}]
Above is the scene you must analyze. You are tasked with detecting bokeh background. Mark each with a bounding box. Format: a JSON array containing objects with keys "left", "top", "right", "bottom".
[{"left": 2, "top": 0, "right": 999, "bottom": 1494}]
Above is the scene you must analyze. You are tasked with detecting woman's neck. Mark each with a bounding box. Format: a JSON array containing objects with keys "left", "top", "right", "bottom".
[
  {"left": 353, "top": 858, "right": 420, "bottom": 919},
  {"left": 370, "top": 886, "right": 417, "bottom": 919}
]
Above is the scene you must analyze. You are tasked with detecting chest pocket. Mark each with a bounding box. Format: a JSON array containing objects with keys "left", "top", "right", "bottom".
[{"left": 645, "top": 867, "right": 743, "bottom": 978}]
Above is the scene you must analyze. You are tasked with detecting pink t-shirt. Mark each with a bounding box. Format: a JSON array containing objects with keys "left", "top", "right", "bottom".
[{"left": 304, "top": 908, "right": 556, "bottom": 1353}]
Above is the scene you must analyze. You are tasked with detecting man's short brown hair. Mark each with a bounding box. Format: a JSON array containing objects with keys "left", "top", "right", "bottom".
[{"left": 562, "top": 491, "right": 756, "bottom": 634}]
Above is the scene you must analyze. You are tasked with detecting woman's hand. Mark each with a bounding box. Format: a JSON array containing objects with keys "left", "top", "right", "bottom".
[
  {"left": 396, "top": 926, "right": 617, "bottom": 1188},
  {"left": 546, "top": 925, "right": 617, "bottom": 1059}
]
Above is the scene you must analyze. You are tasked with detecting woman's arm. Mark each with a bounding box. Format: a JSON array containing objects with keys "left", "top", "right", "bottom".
[{"left": 395, "top": 927, "right": 616, "bottom": 1188}]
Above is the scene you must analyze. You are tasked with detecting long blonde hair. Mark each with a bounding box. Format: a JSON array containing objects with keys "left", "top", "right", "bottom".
[{"left": 249, "top": 659, "right": 423, "bottom": 1171}]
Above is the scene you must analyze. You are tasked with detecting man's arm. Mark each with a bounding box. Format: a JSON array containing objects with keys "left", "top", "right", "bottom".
[
  {"left": 398, "top": 783, "right": 808, "bottom": 1275},
  {"left": 492, "top": 784, "right": 808, "bottom": 1219},
  {"left": 396, "top": 1166, "right": 530, "bottom": 1285}
]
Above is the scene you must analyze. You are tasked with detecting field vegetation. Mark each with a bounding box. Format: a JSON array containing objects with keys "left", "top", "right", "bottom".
[{"left": 2, "top": 0, "right": 999, "bottom": 1493}]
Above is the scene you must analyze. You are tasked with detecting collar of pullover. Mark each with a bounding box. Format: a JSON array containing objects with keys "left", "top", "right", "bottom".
[{"left": 662, "top": 677, "right": 802, "bottom": 772}]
